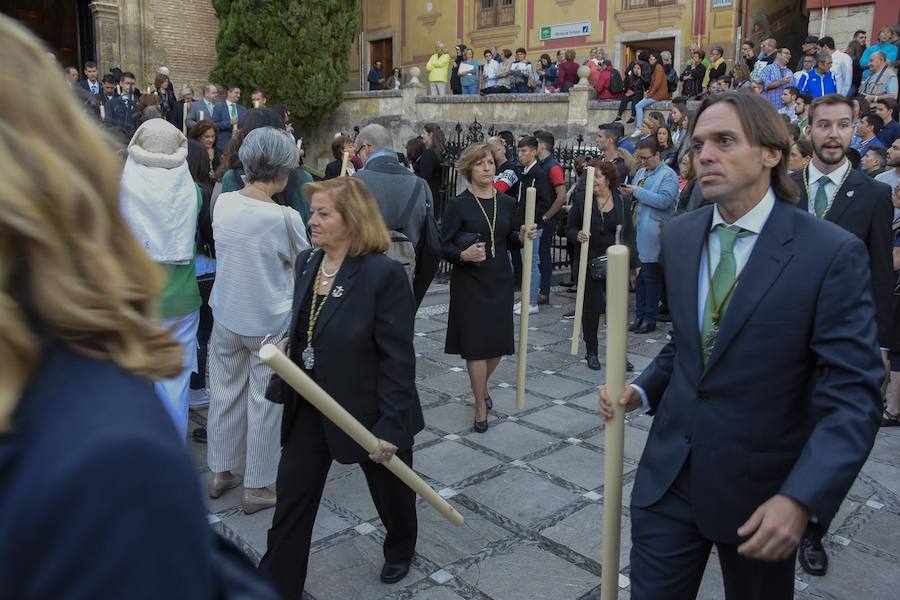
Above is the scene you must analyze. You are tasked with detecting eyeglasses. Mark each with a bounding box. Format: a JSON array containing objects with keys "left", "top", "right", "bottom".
[{"left": 636, "top": 155, "right": 654, "bottom": 162}]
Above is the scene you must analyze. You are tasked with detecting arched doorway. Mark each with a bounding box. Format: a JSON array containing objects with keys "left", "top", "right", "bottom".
[{"left": 0, "top": 0, "right": 95, "bottom": 71}]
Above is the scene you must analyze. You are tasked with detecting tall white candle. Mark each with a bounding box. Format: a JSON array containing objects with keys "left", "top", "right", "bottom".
[
  {"left": 339, "top": 150, "right": 350, "bottom": 176},
  {"left": 571, "top": 166, "right": 595, "bottom": 355},
  {"left": 600, "top": 241, "right": 629, "bottom": 600},
  {"left": 516, "top": 186, "right": 537, "bottom": 411}
]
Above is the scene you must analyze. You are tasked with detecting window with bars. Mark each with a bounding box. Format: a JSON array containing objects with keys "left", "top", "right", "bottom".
[
  {"left": 477, "top": 0, "right": 515, "bottom": 29},
  {"left": 622, "top": 0, "right": 677, "bottom": 9}
]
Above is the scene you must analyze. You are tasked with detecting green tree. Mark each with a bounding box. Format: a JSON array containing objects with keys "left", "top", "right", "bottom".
[{"left": 211, "top": 0, "right": 358, "bottom": 127}]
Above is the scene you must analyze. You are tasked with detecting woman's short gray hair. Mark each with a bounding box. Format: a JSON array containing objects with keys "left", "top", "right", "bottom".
[
  {"left": 660, "top": 50, "right": 672, "bottom": 62},
  {"left": 239, "top": 127, "right": 298, "bottom": 182}
]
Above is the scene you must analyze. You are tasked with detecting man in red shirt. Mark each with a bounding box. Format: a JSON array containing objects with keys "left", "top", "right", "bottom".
[
  {"left": 595, "top": 60, "right": 624, "bottom": 99},
  {"left": 534, "top": 130, "right": 568, "bottom": 305}
]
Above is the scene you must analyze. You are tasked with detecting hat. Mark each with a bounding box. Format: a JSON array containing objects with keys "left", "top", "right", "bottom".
[
  {"left": 803, "top": 35, "right": 819, "bottom": 45},
  {"left": 180, "top": 84, "right": 194, "bottom": 99},
  {"left": 127, "top": 118, "right": 187, "bottom": 168}
]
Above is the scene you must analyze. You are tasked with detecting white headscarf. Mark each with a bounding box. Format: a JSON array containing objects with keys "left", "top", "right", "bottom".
[{"left": 119, "top": 119, "right": 198, "bottom": 264}]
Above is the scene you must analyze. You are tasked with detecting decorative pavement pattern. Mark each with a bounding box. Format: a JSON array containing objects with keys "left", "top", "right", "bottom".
[{"left": 188, "top": 283, "right": 900, "bottom": 600}]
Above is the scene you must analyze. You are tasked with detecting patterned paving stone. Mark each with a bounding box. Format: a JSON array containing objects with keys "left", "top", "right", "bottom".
[
  {"left": 464, "top": 421, "right": 560, "bottom": 459},
  {"left": 415, "top": 441, "right": 503, "bottom": 485},
  {"left": 521, "top": 404, "right": 600, "bottom": 438},
  {"left": 463, "top": 468, "right": 581, "bottom": 526},
  {"left": 531, "top": 444, "right": 607, "bottom": 491},
  {"left": 526, "top": 374, "right": 596, "bottom": 399}
]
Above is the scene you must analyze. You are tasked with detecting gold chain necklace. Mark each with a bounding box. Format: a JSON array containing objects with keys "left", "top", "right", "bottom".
[
  {"left": 302, "top": 267, "right": 330, "bottom": 369},
  {"left": 473, "top": 189, "right": 498, "bottom": 257},
  {"left": 803, "top": 162, "right": 852, "bottom": 218}
]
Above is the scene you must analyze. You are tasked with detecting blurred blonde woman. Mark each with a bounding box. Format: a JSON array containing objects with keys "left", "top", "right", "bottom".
[{"left": 0, "top": 15, "right": 218, "bottom": 596}]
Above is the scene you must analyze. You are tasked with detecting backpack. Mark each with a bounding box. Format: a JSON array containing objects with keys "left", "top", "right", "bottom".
[
  {"left": 608, "top": 68, "right": 625, "bottom": 95},
  {"left": 386, "top": 182, "right": 422, "bottom": 287},
  {"left": 666, "top": 67, "right": 678, "bottom": 93}
]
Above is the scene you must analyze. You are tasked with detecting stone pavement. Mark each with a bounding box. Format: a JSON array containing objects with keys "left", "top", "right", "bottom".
[{"left": 188, "top": 283, "right": 900, "bottom": 600}]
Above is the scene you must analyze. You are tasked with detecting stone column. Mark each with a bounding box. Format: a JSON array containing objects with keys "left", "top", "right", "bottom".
[
  {"left": 400, "top": 68, "right": 425, "bottom": 148},
  {"left": 89, "top": 1, "right": 122, "bottom": 73},
  {"left": 567, "top": 65, "right": 591, "bottom": 132}
]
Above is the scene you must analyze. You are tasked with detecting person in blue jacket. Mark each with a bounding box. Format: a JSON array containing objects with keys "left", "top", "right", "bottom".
[{"left": 800, "top": 54, "right": 837, "bottom": 98}]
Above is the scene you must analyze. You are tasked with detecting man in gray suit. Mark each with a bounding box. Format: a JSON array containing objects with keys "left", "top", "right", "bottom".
[
  {"left": 186, "top": 83, "right": 219, "bottom": 130},
  {"left": 353, "top": 124, "right": 439, "bottom": 306}
]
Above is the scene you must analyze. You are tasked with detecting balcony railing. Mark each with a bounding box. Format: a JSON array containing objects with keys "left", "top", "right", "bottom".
[{"left": 622, "top": 0, "right": 677, "bottom": 9}]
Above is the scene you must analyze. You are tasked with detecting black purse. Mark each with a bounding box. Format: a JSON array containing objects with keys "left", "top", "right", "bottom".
[{"left": 589, "top": 256, "right": 608, "bottom": 281}]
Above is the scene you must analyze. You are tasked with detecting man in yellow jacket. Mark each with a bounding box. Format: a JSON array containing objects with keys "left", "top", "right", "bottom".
[{"left": 426, "top": 42, "right": 451, "bottom": 95}]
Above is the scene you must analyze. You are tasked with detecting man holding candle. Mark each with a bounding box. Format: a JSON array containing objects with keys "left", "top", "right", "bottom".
[
  {"left": 187, "top": 83, "right": 219, "bottom": 130},
  {"left": 600, "top": 91, "right": 882, "bottom": 599},
  {"left": 213, "top": 84, "right": 245, "bottom": 153}
]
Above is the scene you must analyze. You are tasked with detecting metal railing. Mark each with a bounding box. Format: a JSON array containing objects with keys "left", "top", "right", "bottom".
[{"left": 622, "top": 0, "right": 677, "bottom": 9}]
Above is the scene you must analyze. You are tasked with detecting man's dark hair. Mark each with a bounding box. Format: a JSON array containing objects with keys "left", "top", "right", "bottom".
[
  {"left": 809, "top": 93, "right": 854, "bottom": 123},
  {"left": 602, "top": 59, "right": 612, "bottom": 67},
  {"left": 517, "top": 135, "right": 539, "bottom": 151},
  {"left": 484, "top": 49, "right": 492, "bottom": 57},
  {"left": 797, "top": 93, "right": 813, "bottom": 107},
  {"left": 84, "top": 61, "right": 97, "bottom": 70},
  {"left": 252, "top": 87, "right": 266, "bottom": 96},
  {"left": 865, "top": 145, "right": 887, "bottom": 166},
  {"left": 781, "top": 113, "right": 793, "bottom": 127},
  {"left": 742, "top": 40, "right": 755, "bottom": 49},
  {"left": 854, "top": 30, "right": 866, "bottom": 37},
  {"left": 635, "top": 138, "right": 659, "bottom": 155},
  {"left": 101, "top": 74, "right": 116, "bottom": 85},
  {"left": 876, "top": 97, "right": 899, "bottom": 121},
  {"left": 609, "top": 121, "right": 626, "bottom": 140},
  {"left": 598, "top": 123, "right": 621, "bottom": 142},
  {"left": 818, "top": 36, "right": 836, "bottom": 50},
  {"left": 121, "top": 71, "right": 136, "bottom": 81},
  {"left": 795, "top": 138, "right": 813, "bottom": 157},
  {"left": 785, "top": 86, "right": 800, "bottom": 98},
  {"left": 226, "top": 83, "right": 241, "bottom": 93},
  {"left": 534, "top": 130, "right": 555, "bottom": 152},
  {"left": 497, "top": 130, "right": 516, "bottom": 149},
  {"left": 847, "top": 148, "right": 862, "bottom": 170},
  {"left": 516, "top": 47, "right": 526, "bottom": 55},
  {"left": 786, "top": 123, "right": 801, "bottom": 142},
  {"left": 863, "top": 113, "right": 884, "bottom": 135},
  {"left": 690, "top": 91, "right": 797, "bottom": 202}
]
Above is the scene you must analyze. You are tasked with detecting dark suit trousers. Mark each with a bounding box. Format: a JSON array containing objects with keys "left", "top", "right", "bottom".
[
  {"left": 630, "top": 458, "right": 796, "bottom": 600},
  {"left": 258, "top": 406, "right": 417, "bottom": 599},
  {"left": 582, "top": 273, "right": 605, "bottom": 355}
]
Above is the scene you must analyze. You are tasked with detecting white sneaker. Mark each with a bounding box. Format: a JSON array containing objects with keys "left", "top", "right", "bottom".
[{"left": 514, "top": 302, "right": 539, "bottom": 315}]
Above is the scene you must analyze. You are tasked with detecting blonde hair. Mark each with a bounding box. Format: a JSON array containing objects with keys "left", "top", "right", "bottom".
[
  {"left": 455, "top": 142, "right": 494, "bottom": 182},
  {"left": 0, "top": 15, "right": 183, "bottom": 430},
  {"left": 303, "top": 177, "right": 391, "bottom": 256}
]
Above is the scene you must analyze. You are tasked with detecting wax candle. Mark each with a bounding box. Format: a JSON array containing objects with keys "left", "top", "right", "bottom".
[{"left": 516, "top": 186, "right": 537, "bottom": 410}]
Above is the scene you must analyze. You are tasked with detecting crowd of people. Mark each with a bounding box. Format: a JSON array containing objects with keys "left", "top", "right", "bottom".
[{"left": 4, "top": 10, "right": 900, "bottom": 599}]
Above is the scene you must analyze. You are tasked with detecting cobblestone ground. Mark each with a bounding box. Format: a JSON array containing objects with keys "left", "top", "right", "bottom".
[{"left": 188, "top": 283, "right": 900, "bottom": 600}]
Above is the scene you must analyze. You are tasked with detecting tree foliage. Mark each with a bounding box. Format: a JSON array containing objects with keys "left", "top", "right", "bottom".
[{"left": 211, "top": 0, "right": 359, "bottom": 127}]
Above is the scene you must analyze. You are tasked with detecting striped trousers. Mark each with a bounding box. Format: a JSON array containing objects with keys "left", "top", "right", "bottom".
[{"left": 207, "top": 321, "right": 283, "bottom": 488}]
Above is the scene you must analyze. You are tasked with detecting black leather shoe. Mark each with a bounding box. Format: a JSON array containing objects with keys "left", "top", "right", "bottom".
[
  {"left": 380, "top": 560, "right": 411, "bottom": 584},
  {"left": 628, "top": 319, "right": 644, "bottom": 332},
  {"left": 634, "top": 323, "right": 656, "bottom": 334},
  {"left": 485, "top": 395, "right": 493, "bottom": 410},
  {"left": 798, "top": 534, "right": 828, "bottom": 576},
  {"left": 473, "top": 419, "right": 488, "bottom": 433},
  {"left": 626, "top": 117, "right": 635, "bottom": 124},
  {"left": 192, "top": 426, "right": 207, "bottom": 444},
  {"left": 586, "top": 354, "right": 602, "bottom": 370}
]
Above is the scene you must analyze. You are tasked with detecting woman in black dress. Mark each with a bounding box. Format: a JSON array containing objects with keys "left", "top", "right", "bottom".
[
  {"left": 442, "top": 142, "right": 537, "bottom": 432},
  {"left": 566, "top": 160, "right": 638, "bottom": 370},
  {"left": 418, "top": 122, "right": 446, "bottom": 203}
]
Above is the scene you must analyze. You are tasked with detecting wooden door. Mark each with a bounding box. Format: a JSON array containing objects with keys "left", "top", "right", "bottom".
[{"left": 369, "top": 38, "right": 393, "bottom": 83}]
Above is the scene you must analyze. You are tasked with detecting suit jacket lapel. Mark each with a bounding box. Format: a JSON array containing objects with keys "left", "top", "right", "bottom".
[
  {"left": 314, "top": 255, "right": 362, "bottom": 336},
  {"left": 677, "top": 207, "right": 712, "bottom": 370},
  {"left": 825, "top": 168, "right": 862, "bottom": 225},
  {"left": 702, "top": 200, "right": 795, "bottom": 374},
  {"left": 287, "top": 249, "right": 322, "bottom": 339}
]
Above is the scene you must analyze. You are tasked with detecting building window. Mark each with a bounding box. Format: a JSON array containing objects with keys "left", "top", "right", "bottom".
[
  {"left": 622, "top": 0, "right": 677, "bottom": 9},
  {"left": 477, "top": 0, "right": 515, "bottom": 29}
]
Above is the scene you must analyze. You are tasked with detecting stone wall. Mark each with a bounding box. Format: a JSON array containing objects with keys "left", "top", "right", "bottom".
[
  {"left": 808, "top": 5, "right": 876, "bottom": 51},
  {"left": 141, "top": 0, "right": 219, "bottom": 94},
  {"left": 302, "top": 80, "right": 675, "bottom": 172}
]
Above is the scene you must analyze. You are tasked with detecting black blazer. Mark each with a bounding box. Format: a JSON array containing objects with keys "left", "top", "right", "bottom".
[
  {"left": 0, "top": 348, "right": 215, "bottom": 597},
  {"left": 565, "top": 183, "right": 638, "bottom": 268},
  {"left": 633, "top": 200, "right": 882, "bottom": 544},
  {"left": 281, "top": 250, "right": 424, "bottom": 463},
  {"left": 792, "top": 167, "right": 894, "bottom": 347}
]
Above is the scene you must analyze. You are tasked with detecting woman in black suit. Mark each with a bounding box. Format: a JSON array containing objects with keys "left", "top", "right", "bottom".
[
  {"left": 324, "top": 134, "right": 361, "bottom": 178},
  {"left": 258, "top": 176, "right": 424, "bottom": 597},
  {"left": 566, "top": 160, "right": 637, "bottom": 370},
  {"left": 441, "top": 143, "right": 537, "bottom": 432}
]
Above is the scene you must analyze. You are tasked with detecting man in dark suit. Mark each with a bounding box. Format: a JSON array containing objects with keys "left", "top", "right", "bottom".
[
  {"left": 600, "top": 92, "right": 882, "bottom": 600},
  {"left": 75, "top": 61, "right": 100, "bottom": 96},
  {"left": 790, "top": 93, "right": 894, "bottom": 577},
  {"left": 105, "top": 71, "right": 141, "bottom": 138},
  {"left": 97, "top": 74, "right": 118, "bottom": 120},
  {"left": 352, "top": 123, "right": 440, "bottom": 307},
  {"left": 213, "top": 84, "right": 245, "bottom": 153}
]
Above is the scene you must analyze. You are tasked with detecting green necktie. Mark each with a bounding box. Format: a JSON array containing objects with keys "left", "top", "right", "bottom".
[
  {"left": 813, "top": 176, "right": 829, "bottom": 218},
  {"left": 702, "top": 224, "right": 752, "bottom": 363},
  {"left": 229, "top": 103, "right": 237, "bottom": 118}
]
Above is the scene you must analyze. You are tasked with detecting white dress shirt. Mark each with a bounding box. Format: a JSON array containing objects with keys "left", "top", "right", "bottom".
[
  {"left": 806, "top": 159, "right": 851, "bottom": 217},
  {"left": 632, "top": 189, "right": 776, "bottom": 412},
  {"left": 830, "top": 50, "right": 853, "bottom": 96}
]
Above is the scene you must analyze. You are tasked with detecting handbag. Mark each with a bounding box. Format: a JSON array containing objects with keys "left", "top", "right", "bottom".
[{"left": 589, "top": 255, "right": 608, "bottom": 281}]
